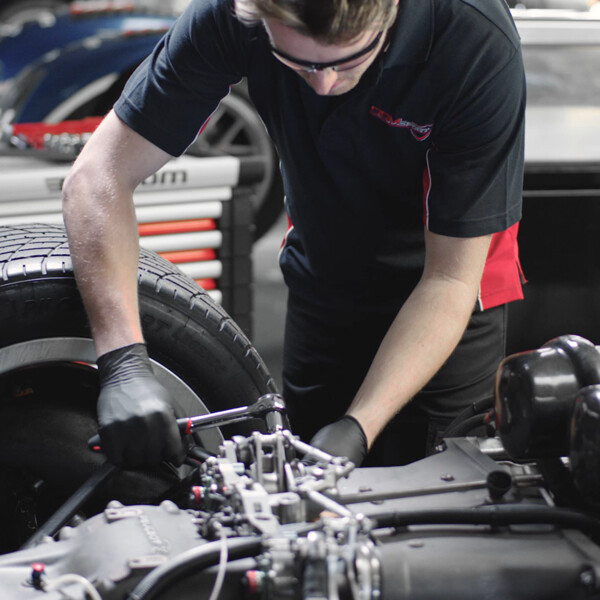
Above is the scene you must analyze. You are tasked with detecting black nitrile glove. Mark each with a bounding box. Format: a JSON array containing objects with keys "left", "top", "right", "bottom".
[
  {"left": 309, "top": 415, "right": 368, "bottom": 467},
  {"left": 97, "top": 343, "right": 184, "bottom": 468}
]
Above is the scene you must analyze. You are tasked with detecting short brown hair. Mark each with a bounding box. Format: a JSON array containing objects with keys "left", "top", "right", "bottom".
[{"left": 234, "top": 0, "right": 398, "bottom": 43}]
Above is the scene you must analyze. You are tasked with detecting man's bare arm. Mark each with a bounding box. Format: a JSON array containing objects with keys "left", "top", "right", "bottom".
[
  {"left": 347, "top": 229, "right": 492, "bottom": 447},
  {"left": 62, "top": 110, "right": 173, "bottom": 356},
  {"left": 62, "top": 111, "right": 185, "bottom": 467}
]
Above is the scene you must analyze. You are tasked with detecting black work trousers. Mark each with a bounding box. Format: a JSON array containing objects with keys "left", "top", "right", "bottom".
[{"left": 282, "top": 292, "right": 507, "bottom": 466}]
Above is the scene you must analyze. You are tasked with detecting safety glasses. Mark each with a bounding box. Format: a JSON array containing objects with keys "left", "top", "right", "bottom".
[{"left": 270, "top": 29, "right": 384, "bottom": 73}]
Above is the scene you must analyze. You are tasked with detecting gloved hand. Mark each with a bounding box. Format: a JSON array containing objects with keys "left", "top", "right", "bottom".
[
  {"left": 309, "top": 415, "right": 368, "bottom": 467},
  {"left": 96, "top": 343, "right": 184, "bottom": 468}
]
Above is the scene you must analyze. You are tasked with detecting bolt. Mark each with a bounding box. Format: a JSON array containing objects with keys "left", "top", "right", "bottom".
[{"left": 580, "top": 569, "right": 595, "bottom": 588}]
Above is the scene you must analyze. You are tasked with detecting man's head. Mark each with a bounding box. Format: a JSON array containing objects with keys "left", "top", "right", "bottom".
[
  {"left": 235, "top": 0, "right": 398, "bottom": 96},
  {"left": 235, "top": 0, "right": 397, "bottom": 43}
]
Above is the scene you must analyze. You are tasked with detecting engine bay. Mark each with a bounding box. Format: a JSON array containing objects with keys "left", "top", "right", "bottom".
[{"left": 1, "top": 335, "right": 600, "bottom": 599}]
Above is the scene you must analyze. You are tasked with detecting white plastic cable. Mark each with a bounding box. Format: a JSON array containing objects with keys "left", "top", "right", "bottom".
[
  {"left": 207, "top": 529, "right": 229, "bottom": 600},
  {"left": 44, "top": 573, "right": 103, "bottom": 600}
]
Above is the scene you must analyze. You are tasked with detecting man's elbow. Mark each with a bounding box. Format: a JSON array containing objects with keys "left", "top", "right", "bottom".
[
  {"left": 62, "top": 163, "right": 87, "bottom": 226},
  {"left": 62, "top": 164, "right": 82, "bottom": 207},
  {"left": 62, "top": 159, "right": 114, "bottom": 224}
]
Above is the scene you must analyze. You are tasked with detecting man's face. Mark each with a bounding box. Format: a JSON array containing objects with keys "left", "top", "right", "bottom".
[{"left": 263, "top": 17, "right": 387, "bottom": 96}]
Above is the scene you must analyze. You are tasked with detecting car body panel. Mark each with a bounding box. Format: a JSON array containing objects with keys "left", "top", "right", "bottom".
[
  {"left": 0, "top": 8, "right": 174, "bottom": 81},
  {"left": 3, "top": 30, "right": 165, "bottom": 122}
]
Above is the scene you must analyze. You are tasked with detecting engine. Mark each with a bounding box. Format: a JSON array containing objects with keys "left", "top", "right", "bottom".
[{"left": 2, "top": 336, "right": 600, "bottom": 599}]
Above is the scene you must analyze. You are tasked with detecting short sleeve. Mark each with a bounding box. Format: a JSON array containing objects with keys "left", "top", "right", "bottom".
[
  {"left": 113, "top": 0, "right": 248, "bottom": 156},
  {"left": 424, "top": 48, "right": 526, "bottom": 238}
]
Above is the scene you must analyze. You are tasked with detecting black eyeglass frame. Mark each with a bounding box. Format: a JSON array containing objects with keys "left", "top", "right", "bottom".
[{"left": 270, "top": 30, "right": 384, "bottom": 73}]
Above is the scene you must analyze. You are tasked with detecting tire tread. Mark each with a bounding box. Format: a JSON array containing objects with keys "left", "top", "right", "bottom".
[{"left": 0, "top": 223, "right": 277, "bottom": 411}]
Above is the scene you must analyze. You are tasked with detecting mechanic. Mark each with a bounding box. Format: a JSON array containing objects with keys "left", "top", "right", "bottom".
[{"left": 62, "top": 0, "right": 526, "bottom": 468}]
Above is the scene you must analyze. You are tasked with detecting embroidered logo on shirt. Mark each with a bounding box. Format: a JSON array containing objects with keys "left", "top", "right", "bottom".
[{"left": 370, "top": 106, "right": 433, "bottom": 141}]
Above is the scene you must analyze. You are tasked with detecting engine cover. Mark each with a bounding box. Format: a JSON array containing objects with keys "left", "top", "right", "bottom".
[{"left": 0, "top": 500, "right": 202, "bottom": 599}]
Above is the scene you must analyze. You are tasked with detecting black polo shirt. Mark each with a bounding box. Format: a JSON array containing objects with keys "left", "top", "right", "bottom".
[{"left": 114, "top": 0, "right": 526, "bottom": 312}]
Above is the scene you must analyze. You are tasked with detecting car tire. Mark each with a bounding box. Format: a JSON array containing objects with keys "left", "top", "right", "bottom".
[
  {"left": 0, "top": 223, "right": 278, "bottom": 452},
  {"left": 0, "top": 223, "right": 280, "bottom": 546}
]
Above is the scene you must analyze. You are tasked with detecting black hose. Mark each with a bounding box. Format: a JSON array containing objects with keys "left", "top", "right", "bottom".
[
  {"left": 442, "top": 396, "right": 494, "bottom": 437},
  {"left": 126, "top": 536, "right": 263, "bottom": 600},
  {"left": 443, "top": 412, "right": 489, "bottom": 437},
  {"left": 371, "top": 504, "right": 600, "bottom": 540}
]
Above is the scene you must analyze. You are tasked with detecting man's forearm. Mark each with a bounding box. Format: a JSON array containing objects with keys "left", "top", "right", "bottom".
[
  {"left": 347, "top": 275, "right": 478, "bottom": 446},
  {"left": 347, "top": 230, "right": 492, "bottom": 448},
  {"left": 62, "top": 111, "right": 173, "bottom": 356},
  {"left": 63, "top": 167, "right": 144, "bottom": 356},
  {"left": 61, "top": 111, "right": 186, "bottom": 468}
]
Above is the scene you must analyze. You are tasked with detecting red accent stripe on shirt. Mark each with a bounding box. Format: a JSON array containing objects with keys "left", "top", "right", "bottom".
[
  {"left": 479, "top": 222, "right": 525, "bottom": 310},
  {"left": 422, "top": 157, "right": 432, "bottom": 227},
  {"left": 281, "top": 213, "right": 293, "bottom": 249}
]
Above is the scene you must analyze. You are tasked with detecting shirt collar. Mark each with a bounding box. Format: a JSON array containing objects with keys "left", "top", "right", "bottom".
[{"left": 382, "top": 0, "right": 434, "bottom": 68}]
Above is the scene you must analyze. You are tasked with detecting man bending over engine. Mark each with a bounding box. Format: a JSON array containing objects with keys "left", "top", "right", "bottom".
[{"left": 62, "top": 0, "right": 526, "bottom": 468}]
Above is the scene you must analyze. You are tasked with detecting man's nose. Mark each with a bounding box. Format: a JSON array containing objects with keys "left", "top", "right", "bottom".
[{"left": 307, "top": 69, "right": 339, "bottom": 95}]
